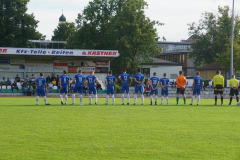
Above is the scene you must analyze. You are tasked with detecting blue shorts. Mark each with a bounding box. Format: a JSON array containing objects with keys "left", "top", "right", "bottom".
[
  {"left": 150, "top": 88, "right": 158, "bottom": 95},
  {"left": 73, "top": 86, "right": 83, "bottom": 93},
  {"left": 60, "top": 86, "right": 68, "bottom": 94},
  {"left": 121, "top": 85, "right": 129, "bottom": 93},
  {"left": 107, "top": 86, "right": 115, "bottom": 94},
  {"left": 161, "top": 88, "right": 169, "bottom": 96},
  {"left": 37, "top": 88, "right": 45, "bottom": 96},
  {"left": 135, "top": 85, "right": 144, "bottom": 93},
  {"left": 193, "top": 88, "right": 201, "bottom": 95},
  {"left": 89, "top": 86, "right": 97, "bottom": 94}
]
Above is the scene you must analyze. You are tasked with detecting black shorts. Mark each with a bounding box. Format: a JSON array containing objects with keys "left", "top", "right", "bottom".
[
  {"left": 230, "top": 88, "right": 239, "bottom": 96},
  {"left": 214, "top": 85, "right": 223, "bottom": 94},
  {"left": 177, "top": 87, "right": 185, "bottom": 94}
]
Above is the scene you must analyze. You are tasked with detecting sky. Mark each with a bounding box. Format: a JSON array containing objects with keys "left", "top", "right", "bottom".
[{"left": 26, "top": 0, "right": 239, "bottom": 41}]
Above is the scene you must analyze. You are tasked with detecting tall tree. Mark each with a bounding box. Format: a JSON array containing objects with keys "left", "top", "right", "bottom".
[
  {"left": 188, "top": 6, "right": 240, "bottom": 67},
  {"left": 52, "top": 22, "right": 76, "bottom": 41},
  {"left": 66, "top": 0, "right": 162, "bottom": 74},
  {"left": 0, "top": 0, "right": 45, "bottom": 47}
]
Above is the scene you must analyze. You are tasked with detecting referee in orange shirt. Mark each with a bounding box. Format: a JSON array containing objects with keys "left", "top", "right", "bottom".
[{"left": 176, "top": 71, "right": 187, "bottom": 105}]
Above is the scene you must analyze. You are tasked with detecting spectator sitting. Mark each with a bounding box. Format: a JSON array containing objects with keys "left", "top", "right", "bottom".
[
  {"left": 15, "top": 74, "right": 21, "bottom": 82},
  {"left": 22, "top": 81, "right": 27, "bottom": 89},
  {"left": 32, "top": 81, "right": 36, "bottom": 89},
  {"left": 52, "top": 78, "right": 56, "bottom": 86},
  {"left": 23, "top": 85, "right": 29, "bottom": 95},
  {"left": 172, "top": 80, "right": 176, "bottom": 89},
  {"left": 97, "top": 82, "right": 102, "bottom": 92},
  {"left": 12, "top": 81, "right": 18, "bottom": 91},
  {"left": 51, "top": 74, "right": 55, "bottom": 82},
  {"left": 28, "top": 85, "right": 34, "bottom": 96},
  {"left": 146, "top": 78, "right": 151, "bottom": 86},
  {"left": 46, "top": 75, "right": 51, "bottom": 83},
  {"left": 30, "top": 74, "right": 35, "bottom": 82},
  {"left": 48, "top": 82, "right": 54, "bottom": 92},
  {"left": 25, "top": 75, "right": 29, "bottom": 82},
  {"left": 1, "top": 77, "right": 6, "bottom": 88},
  {"left": 208, "top": 79, "right": 213, "bottom": 88},
  {"left": 145, "top": 85, "right": 151, "bottom": 96},
  {"left": 6, "top": 78, "right": 11, "bottom": 87}
]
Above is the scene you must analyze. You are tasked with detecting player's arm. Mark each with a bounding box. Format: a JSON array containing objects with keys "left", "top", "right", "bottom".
[
  {"left": 118, "top": 76, "right": 124, "bottom": 83},
  {"left": 129, "top": 77, "right": 132, "bottom": 86},
  {"left": 140, "top": 78, "right": 145, "bottom": 85},
  {"left": 95, "top": 78, "right": 98, "bottom": 86},
  {"left": 73, "top": 78, "right": 76, "bottom": 84},
  {"left": 68, "top": 80, "right": 70, "bottom": 90},
  {"left": 59, "top": 78, "right": 62, "bottom": 89},
  {"left": 156, "top": 81, "right": 160, "bottom": 89},
  {"left": 222, "top": 76, "right": 224, "bottom": 88},
  {"left": 237, "top": 81, "right": 239, "bottom": 89},
  {"left": 134, "top": 78, "right": 138, "bottom": 83},
  {"left": 192, "top": 80, "right": 195, "bottom": 91},
  {"left": 44, "top": 83, "right": 47, "bottom": 92},
  {"left": 166, "top": 82, "right": 169, "bottom": 87},
  {"left": 83, "top": 79, "right": 86, "bottom": 86},
  {"left": 105, "top": 79, "right": 108, "bottom": 87},
  {"left": 114, "top": 79, "right": 117, "bottom": 86},
  {"left": 213, "top": 76, "right": 216, "bottom": 87}
]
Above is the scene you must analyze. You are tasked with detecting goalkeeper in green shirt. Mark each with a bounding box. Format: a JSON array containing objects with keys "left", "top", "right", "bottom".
[{"left": 213, "top": 70, "right": 224, "bottom": 105}]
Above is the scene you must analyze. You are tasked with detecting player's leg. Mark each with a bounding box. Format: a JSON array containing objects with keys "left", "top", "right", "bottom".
[
  {"left": 126, "top": 86, "right": 130, "bottom": 105},
  {"left": 150, "top": 88, "right": 153, "bottom": 105},
  {"left": 111, "top": 86, "right": 115, "bottom": 105},
  {"left": 182, "top": 89, "right": 186, "bottom": 105},
  {"left": 64, "top": 87, "right": 68, "bottom": 104},
  {"left": 176, "top": 88, "right": 180, "bottom": 105},
  {"left": 214, "top": 86, "right": 218, "bottom": 105},
  {"left": 161, "top": 88, "right": 164, "bottom": 105},
  {"left": 229, "top": 88, "right": 233, "bottom": 105},
  {"left": 105, "top": 86, "right": 110, "bottom": 105},
  {"left": 155, "top": 89, "right": 158, "bottom": 105},
  {"left": 41, "top": 89, "right": 49, "bottom": 105},
  {"left": 79, "top": 87, "right": 83, "bottom": 105},
  {"left": 60, "top": 87, "right": 64, "bottom": 105},
  {"left": 220, "top": 93, "right": 223, "bottom": 105},
  {"left": 236, "top": 89, "right": 239, "bottom": 104},
  {"left": 134, "top": 86, "right": 139, "bottom": 105},
  {"left": 93, "top": 87, "right": 97, "bottom": 105},
  {"left": 165, "top": 89, "right": 169, "bottom": 105},
  {"left": 191, "top": 89, "right": 196, "bottom": 105},
  {"left": 36, "top": 89, "right": 40, "bottom": 105},
  {"left": 89, "top": 87, "right": 92, "bottom": 105},
  {"left": 197, "top": 89, "right": 201, "bottom": 105},
  {"left": 140, "top": 85, "right": 144, "bottom": 105},
  {"left": 121, "top": 86, "right": 125, "bottom": 105},
  {"left": 71, "top": 87, "right": 77, "bottom": 104}
]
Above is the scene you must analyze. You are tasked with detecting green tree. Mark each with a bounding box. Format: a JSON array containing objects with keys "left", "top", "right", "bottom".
[
  {"left": 0, "top": 0, "right": 45, "bottom": 47},
  {"left": 188, "top": 6, "right": 240, "bottom": 67},
  {"left": 66, "top": 0, "right": 162, "bottom": 74},
  {"left": 52, "top": 22, "right": 76, "bottom": 41}
]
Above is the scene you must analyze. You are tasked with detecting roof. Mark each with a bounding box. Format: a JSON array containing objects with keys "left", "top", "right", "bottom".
[
  {"left": 28, "top": 40, "right": 67, "bottom": 44},
  {"left": 141, "top": 57, "right": 182, "bottom": 66},
  {"left": 197, "top": 62, "right": 228, "bottom": 70},
  {"left": 59, "top": 14, "right": 66, "bottom": 22},
  {"left": 156, "top": 41, "right": 191, "bottom": 45}
]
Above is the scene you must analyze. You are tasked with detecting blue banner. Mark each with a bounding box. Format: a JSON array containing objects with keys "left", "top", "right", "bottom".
[{"left": 0, "top": 59, "right": 10, "bottom": 64}]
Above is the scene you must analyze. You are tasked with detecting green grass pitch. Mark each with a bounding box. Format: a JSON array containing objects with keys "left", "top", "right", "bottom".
[{"left": 0, "top": 97, "right": 240, "bottom": 160}]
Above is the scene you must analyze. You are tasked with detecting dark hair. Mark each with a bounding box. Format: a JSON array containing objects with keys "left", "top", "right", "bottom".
[
  {"left": 163, "top": 73, "right": 166, "bottom": 77},
  {"left": 78, "top": 70, "right": 82, "bottom": 73},
  {"left": 63, "top": 70, "right": 67, "bottom": 74},
  {"left": 137, "top": 68, "right": 141, "bottom": 72},
  {"left": 123, "top": 68, "right": 126, "bottom": 72},
  {"left": 216, "top": 70, "right": 220, "bottom": 74},
  {"left": 90, "top": 71, "right": 93, "bottom": 74},
  {"left": 40, "top": 72, "right": 44, "bottom": 76},
  {"left": 179, "top": 71, "right": 183, "bottom": 75},
  {"left": 109, "top": 70, "right": 112, "bottom": 74},
  {"left": 196, "top": 71, "right": 200, "bottom": 75},
  {"left": 153, "top": 72, "right": 157, "bottom": 76}
]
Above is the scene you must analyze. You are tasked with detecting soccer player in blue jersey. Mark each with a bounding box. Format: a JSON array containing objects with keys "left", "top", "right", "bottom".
[
  {"left": 160, "top": 73, "right": 170, "bottom": 105},
  {"left": 150, "top": 72, "right": 160, "bottom": 105},
  {"left": 105, "top": 70, "right": 117, "bottom": 105},
  {"left": 118, "top": 68, "right": 132, "bottom": 105},
  {"left": 86, "top": 71, "right": 98, "bottom": 105},
  {"left": 134, "top": 68, "right": 145, "bottom": 105},
  {"left": 190, "top": 71, "right": 204, "bottom": 105},
  {"left": 59, "top": 70, "right": 70, "bottom": 105},
  {"left": 71, "top": 70, "right": 86, "bottom": 105},
  {"left": 35, "top": 72, "right": 50, "bottom": 105}
]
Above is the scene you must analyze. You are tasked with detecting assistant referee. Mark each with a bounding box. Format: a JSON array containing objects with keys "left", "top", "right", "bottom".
[
  {"left": 229, "top": 74, "right": 239, "bottom": 105},
  {"left": 213, "top": 70, "right": 224, "bottom": 105}
]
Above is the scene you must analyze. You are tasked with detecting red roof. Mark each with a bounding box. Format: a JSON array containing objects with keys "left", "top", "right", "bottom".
[{"left": 197, "top": 62, "right": 228, "bottom": 70}]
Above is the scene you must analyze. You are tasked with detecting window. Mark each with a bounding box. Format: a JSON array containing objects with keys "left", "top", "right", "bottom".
[
  {"left": 142, "top": 68, "right": 150, "bottom": 78},
  {"left": 225, "top": 71, "right": 230, "bottom": 79},
  {"left": 171, "top": 74, "right": 177, "bottom": 79}
]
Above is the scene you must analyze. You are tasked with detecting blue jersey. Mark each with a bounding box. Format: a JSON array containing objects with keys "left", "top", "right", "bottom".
[
  {"left": 119, "top": 73, "right": 131, "bottom": 86},
  {"left": 160, "top": 78, "right": 170, "bottom": 88},
  {"left": 150, "top": 76, "right": 159, "bottom": 88},
  {"left": 74, "top": 74, "right": 85, "bottom": 87},
  {"left": 60, "top": 75, "right": 70, "bottom": 87},
  {"left": 106, "top": 75, "right": 116, "bottom": 87},
  {"left": 36, "top": 77, "right": 46, "bottom": 89},
  {"left": 193, "top": 76, "right": 203, "bottom": 89},
  {"left": 134, "top": 73, "right": 145, "bottom": 86},
  {"left": 86, "top": 75, "right": 97, "bottom": 87}
]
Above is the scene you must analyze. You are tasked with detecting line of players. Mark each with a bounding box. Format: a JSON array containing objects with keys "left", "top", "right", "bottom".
[{"left": 35, "top": 69, "right": 239, "bottom": 105}]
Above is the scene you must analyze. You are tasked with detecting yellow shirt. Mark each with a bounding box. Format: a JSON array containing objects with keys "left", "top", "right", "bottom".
[
  {"left": 213, "top": 75, "right": 224, "bottom": 87},
  {"left": 229, "top": 78, "right": 239, "bottom": 88},
  {"left": 52, "top": 81, "right": 56, "bottom": 85}
]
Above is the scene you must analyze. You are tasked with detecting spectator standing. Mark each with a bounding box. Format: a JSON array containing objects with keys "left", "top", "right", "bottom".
[
  {"left": 15, "top": 74, "right": 20, "bottom": 82},
  {"left": 51, "top": 74, "right": 55, "bottom": 82},
  {"left": 46, "top": 75, "right": 51, "bottom": 83},
  {"left": 208, "top": 79, "right": 213, "bottom": 88}
]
